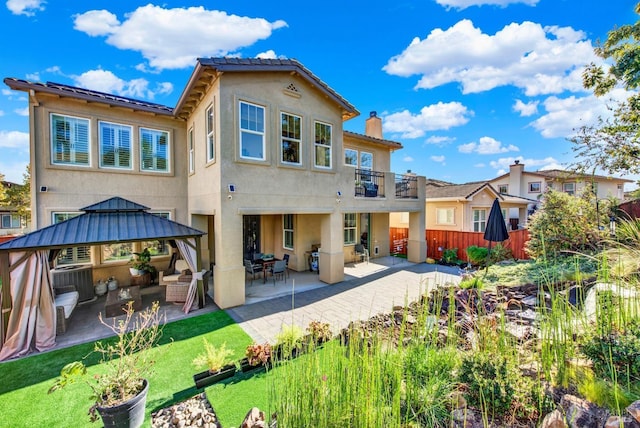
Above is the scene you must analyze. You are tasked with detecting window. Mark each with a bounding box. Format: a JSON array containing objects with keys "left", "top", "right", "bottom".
[
  {"left": 529, "top": 182, "right": 541, "bottom": 193},
  {"left": 344, "top": 213, "right": 356, "bottom": 245},
  {"left": 563, "top": 182, "right": 575, "bottom": 195},
  {"left": 1, "top": 214, "right": 20, "bottom": 228},
  {"left": 140, "top": 128, "right": 169, "bottom": 172},
  {"left": 344, "top": 148, "right": 358, "bottom": 167},
  {"left": 281, "top": 113, "right": 301, "bottom": 164},
  {"left": 206, "top": 105, "right": 215, "bottom": 162},
  {"left": 53, "top": 212, "right": 90, "bottom": 265},
  {"left": 283, "top": 214, "right": 294, "bottom": 250},
  {"left": 360, "top": 151, "right": 373, "bottom": 182},
  {"left": 99, "top": 121, "right": 132, "bottom": 169},
  {"left": 436, "top": 208, "right": 455, "bottom": 225},
  {"left": 473, "top": 209, "right": 486, "bottom": 233},
  {"left": 188, "top": 127, "right": 194, "bottom": 174},
  {"left": 139, "top": 212, "right": 171, "bottom": 257},
  {"left": 314, "top": 121, "right": 332, "bottom": 168},
  {"left": 240, "top": 101, "right": 265, "bottom": 160},
  {"left": 103, "top": 242, "right": 133, "bottom": 263},
  {"left": 51, "top": 114, "right": 90, "bottom": 166},
  {"left": 498, "top": 184, "right": 508, "bottom": 194}
]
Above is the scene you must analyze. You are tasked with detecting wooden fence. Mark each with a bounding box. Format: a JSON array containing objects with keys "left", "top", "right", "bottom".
[{"left": 390, "top": 228, "right": 530, "bottom": 261}]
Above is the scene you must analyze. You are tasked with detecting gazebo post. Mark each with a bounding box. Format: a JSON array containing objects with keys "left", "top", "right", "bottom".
[
  {"left": 0, "top": 251, "right": 11, "bottom": 348},
  {"left": 195, "top": 237, "right": 204, "bottom": 308}
]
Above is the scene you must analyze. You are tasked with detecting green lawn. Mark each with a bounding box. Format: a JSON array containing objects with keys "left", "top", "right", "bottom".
[{"left": 0, "top": 310, "right": 253, "bottom": 427}]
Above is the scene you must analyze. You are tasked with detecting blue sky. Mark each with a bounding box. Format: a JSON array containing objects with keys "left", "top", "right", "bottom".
[{"left": 0, "top": 0, "right": 637, "bottom": 187}]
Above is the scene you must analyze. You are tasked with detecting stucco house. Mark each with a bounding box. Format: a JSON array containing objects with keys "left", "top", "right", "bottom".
[
  {"left": 489, "top": 161, "right": 631, "bottom": 205},
  {"left": 421, "top": 181, "right": 534, "bottom": 232},
  {"left": 4, "top": 57, "right": 426, "bottom": 309},
  {"left": 0, "top": 181, "right": 28, "bottom": 238}
]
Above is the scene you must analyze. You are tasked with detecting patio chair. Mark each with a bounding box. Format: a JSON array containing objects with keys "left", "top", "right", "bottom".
[
  {"left": 245, "top": 259, "right": 262, "bottom": 284},
  {"left": 269, "top": 260, "right": 287, "bottom": 285},
  {"left": 354, "top": 244, "right": 369, "bottom": 264},
  {"left": 283, "top": 254, "right": 290, "bottom": 278},
  {"left": 54, "top": 284, "right": 79, "bottom": 334}
]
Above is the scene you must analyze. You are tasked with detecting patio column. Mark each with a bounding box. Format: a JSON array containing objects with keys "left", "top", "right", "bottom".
[
  {"left": 407, "top": 210, "right": 427, "bottom": 263},
  {"left": 212, "top": 211, "right": 245, "bottom": 308},
  {"left": 318, "top": 211, "right": 344, "bottom": 284}
]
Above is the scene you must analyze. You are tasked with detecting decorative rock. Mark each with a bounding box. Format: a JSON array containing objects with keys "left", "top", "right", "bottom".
[
  {"left": 540, "top": 409, "right": 567, "bottom": 428},
  {"left": 560, "top": 394, "right": 610, "bottom": 428},
  {"left": 604, "top": 415, "right": 640, "bottom": 428},
  {"left": 451, "top": 408, "right": 483, "bottom": 428},
  {"left": 628, "top": 400, "right": 640, "bottom": 423},
  {"left": 241, "top": 407, "right": 266, "bottom": 428},
  {"left": 151, "top": 393, "right": 221, "bottom": 428}
]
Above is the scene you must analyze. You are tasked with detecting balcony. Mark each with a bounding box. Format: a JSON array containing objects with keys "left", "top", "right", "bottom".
[
  {"left": 394, "top": 174, "right": 418, "bottom": 199},
  {"left": 354, "top": 169, "right": 384, "bottom": 198}
]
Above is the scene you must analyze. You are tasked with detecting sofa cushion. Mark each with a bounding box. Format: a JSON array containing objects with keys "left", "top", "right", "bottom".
[{"left": 55, "top": 291, "right": 79, "bottom": 319}]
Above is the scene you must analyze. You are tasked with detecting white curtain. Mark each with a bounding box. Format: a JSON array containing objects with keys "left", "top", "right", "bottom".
[
  {"left": 0, "top": 250, "right": 56, "bottom": 361},
  {"left": 176, "top": 239, "right": 204, "bottom": 313}
]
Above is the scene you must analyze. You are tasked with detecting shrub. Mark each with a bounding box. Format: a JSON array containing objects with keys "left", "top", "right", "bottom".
[
  {"left": 441, "top": 248, "right": 460, "bottom": 265},
  {"left": 458, "top": 352, "right": 514, "bottom": 415},
  {"left": 488, "top": 243, "right": 512, "bottom": 264},
  {"left": 459, "top": 276, "right": 484, "bottom": 290},
  {"left": 245, "top": 342, "right": 272, "bottom": 366},
  {"left": 275, "top": 324, "right": 304, "bottom": 358},
  {"left": 192, "top": 340, "right": 234, "bottom": 373},
  {"left": 466, "top": 245, "right": 488, "bottom": 266},
  {"left": 581, "top": 319, "right": 640, "bottom": 384},
  {"left": 306, "top": 320, "right": 332, "bottom": 344}
]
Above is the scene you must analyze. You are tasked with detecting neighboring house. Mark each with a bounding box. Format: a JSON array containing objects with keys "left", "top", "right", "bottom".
[
  {"left": 4, "top": 57, "right": 426, "bottom": 309},
  {"left": 489, "top": 161, "right": 631, "bottom": 209},
  {"left": 0, "top": 181, "right": 27, "bottom": 237},
  {"left": 422, "top": 181, "right": 533, "bottom": 232}
]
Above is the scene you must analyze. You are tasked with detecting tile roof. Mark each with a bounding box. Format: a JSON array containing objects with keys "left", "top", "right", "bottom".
[
  {"left": 426, "top": 181, "right": 498, "bottom": 199},
  {"left": 3, "top": 78, "right": 174, "bottom": 115},
  {"left": 343, "top": 130, "right": 402, "bottom": 150},
  {"left": 0, "top": 197, "right": 203, "bottom": 251}
]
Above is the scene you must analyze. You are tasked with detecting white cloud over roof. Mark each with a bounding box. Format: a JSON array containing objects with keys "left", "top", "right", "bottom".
[
  {"left": 458, "top": 136, "right": 519, "bottom": 154},
  {"left": 383, "top": 19, "right": 596, "bottom": 95},
  {"left": 0, "top": 130, "right": 29, "bottom": 149},
  {"left": 73, "top": 5, "right": 287, "bottom": 70},
  {"left": 73, "top": 69, "right": 173, "bottom": 100},
  {"left": 6, "top": 0, "right": 44, "bottom": 16},
  {"left": 383, "top": 102, "right": 473, "bottom": 139},
  {"left": 435, "top": 0, "right": 539, "bottom": 9}
]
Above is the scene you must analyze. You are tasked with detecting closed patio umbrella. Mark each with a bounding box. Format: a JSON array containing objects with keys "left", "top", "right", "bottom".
[{"left": 484, "top": 198, "right": 509, "bottom": 267}]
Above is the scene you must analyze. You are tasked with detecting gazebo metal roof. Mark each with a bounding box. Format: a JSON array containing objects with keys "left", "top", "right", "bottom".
[{"left": 0, "top": 197, "right": 205, "bottom": 251}]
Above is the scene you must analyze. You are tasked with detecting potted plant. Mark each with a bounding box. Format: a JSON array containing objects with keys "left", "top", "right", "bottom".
[
  {"left": 192, "top": 340, "right": 236, "bottom": 389},
  {"left": 242, "top": 342, "right": 273, "bottom": 372},
  {"left": 274, "top": 324, "right": 304, "bottom": 360},
  {"left": 306, "top": 320, "right": 333, "bottom": 345},
  {"left": 48, "top": 301, "right": 164, "bottom": 428},
  {"left": 128, "top": 248, "right": 157, "bottom": 277}
]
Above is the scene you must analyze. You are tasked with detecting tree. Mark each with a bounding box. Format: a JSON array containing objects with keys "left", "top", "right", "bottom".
[
  {"left": 525, "top": 188, "right": 606, "bottom": 259},
  {"left": 1, "top": 165, "right": 31, "bottom": 225},
  {"left": 570, "top": 2, "right": 640, "bottom": 177},
  {"left": 0, "top": 172, "right": 6, "bottom": 203}
]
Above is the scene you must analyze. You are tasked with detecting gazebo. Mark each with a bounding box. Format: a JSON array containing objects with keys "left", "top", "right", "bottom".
[{"left": 0, "top": 197, "right": 205, "bottom": 361}]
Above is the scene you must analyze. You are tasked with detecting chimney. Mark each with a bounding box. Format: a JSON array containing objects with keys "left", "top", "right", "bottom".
[
  {"left": 509, "top": 161, "right": 525, "bottom": 196},
  {"left": 365, "top": 111, "right": 383, "bottom": 139}
]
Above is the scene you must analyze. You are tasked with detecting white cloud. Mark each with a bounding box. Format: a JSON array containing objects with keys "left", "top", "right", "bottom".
[
  {"left": 0, "top": 130, "right": 29, "bottom": 149},
  {"left": 435, "top": 0, "right": 538, "bottom": 9},
  {"left": 383, "top": 20, "right": 597, "bottom": 96},
  {"left": 431, "top": 155, "right": 446, "bottom": 164},
  {"left": 403, "top": 156, "right": 414, "bottom": 162},
  {"left": 489, "top": 156, "right": 560, "bottom": 172},
  {"left": 529, "top": 88, "right": 631, "bottom": 138},
  {"left": 424, "top": 135, "right": 456, "bottom": 145},
  {"left": 73, "top": 69, "right": 173, "bottom": 99},
  {"left": 475, "top": 163, "right": 486, "bottom": 167},
  {"left": 256, "top": 50, "right": 278, "bottom": 59},
  {"left": 73, "top": 5, "right": 287, "bottom": 70},
  {"left": 513, "top": 99, "right": 539, "bottom": 116},
  {"left": 6, "top": 0, "right": 44, "bottom": 16},
  {"left": 25, "top": 72, "right": 39, "bottom": 81},
  {"left": 383, "top": 102, "right": 473, "bottom": 139},
  {"left": 14, "top": 107, "right": 28, "bottom": 116},
  {"left": 0, "top": 111, "right": 4, "bottom": 116},
  {"left": 2, "top": 89, "right": 11, "bottom": 96},
  {"left": 458, "top": 136, "right": 519, "bottom": 154}
]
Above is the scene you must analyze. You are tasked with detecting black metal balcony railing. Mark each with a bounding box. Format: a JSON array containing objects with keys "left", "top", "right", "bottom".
[
  {"left": 354, "top": 169, "right": 384, "bottom": 198},
  {"left": 395, "top": 174, "right": 418, "bottom": 199}
]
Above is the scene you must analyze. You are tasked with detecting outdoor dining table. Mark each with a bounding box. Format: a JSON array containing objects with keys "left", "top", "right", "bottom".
[{"left": 256, "top": 258, "right": 281, "bottom": 283}]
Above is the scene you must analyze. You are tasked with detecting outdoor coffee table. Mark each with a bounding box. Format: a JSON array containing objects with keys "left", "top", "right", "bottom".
[{"left": 105, "top": 285, "right": 142, "bottom": 317}]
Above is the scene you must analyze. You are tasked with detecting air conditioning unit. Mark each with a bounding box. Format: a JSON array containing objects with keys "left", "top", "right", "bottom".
[{"left": 52, "top": 265, "right": 95, "bottom": 302}]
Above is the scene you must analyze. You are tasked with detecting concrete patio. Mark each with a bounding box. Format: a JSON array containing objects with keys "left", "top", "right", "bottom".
[{"left": 51, "top": 256, "right": 462, "bottom": 352}]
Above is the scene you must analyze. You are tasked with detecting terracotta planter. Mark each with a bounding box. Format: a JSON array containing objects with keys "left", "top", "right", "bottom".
[
  {"left": 96, "top": 379, "right": 148, "bottom": 428},
  {"left": 193, "top": 365, "right": 237, "bottom": 389}
]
